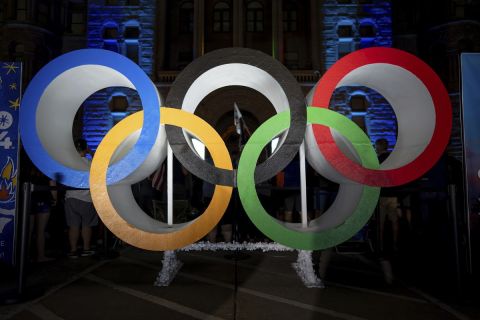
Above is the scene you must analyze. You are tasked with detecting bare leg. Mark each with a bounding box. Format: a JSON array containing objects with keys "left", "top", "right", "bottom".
[
  {"left": 380, "top": 259, "right": 394, "bottom": 285},
  {"left": 319, "top": 248, "right": 333, "bottom": 279},
  {"left": 28, "top": 215, "right": 35, "bottom": 259},
  {"left": 284, "top": 211, "right": 293, "bottom": 223},
  {"left": 207, "top": 227, "right": 217, "bottom": 242},
  {"left": 392, "top": 214, "right": 400, "bottom": 252},
  {"left": 36, "top": 213, "right": 51, "bottom": 261},
  {"left": 69, "top": 226, "right": 80, "bottom": 253},
  {"left": 81, "top": 226, "right": 92, "bottom": 250},
  {"left": 221, "top": 224, "right": 232, "bottom": 242}
]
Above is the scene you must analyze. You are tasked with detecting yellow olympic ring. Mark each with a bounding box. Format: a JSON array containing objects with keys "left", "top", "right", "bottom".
[{"left": 90, "top": 107, "right": 233, "bottom": 251}]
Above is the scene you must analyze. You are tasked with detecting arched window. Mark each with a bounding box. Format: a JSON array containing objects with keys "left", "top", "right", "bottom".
[
  {"left": 109, "top": 93, "right": 129, "bottom": 125},
  {"left": 349, "top": 92, "right": 370, "bottom": 132},
  {"left": 102, "top": 22, "right": 119, "bottom": 53},
  {"left": 213, "top": 2, "right": 231, "bottom": 32},
  {"left": 337, "top": 23, "right": 354, "bottom": 38},
  {"left": 102, "top": 23, "right": 118, "bottom": 39},
  {"left": 283, "top": 1, "right": 297, "bottom": 32},
  {"left": 350, "top": 93, "right": 369, "bottom": 112},
  {"left": 124, "top": 25, "right": 140, "bottom": 39},
  {"left": 180, "top": 1, "right": 194, "bottom": 33},
  {"left": 359, "top": 22, "right": 376, "bottom": 38},
  {"left": 246, "top": 1, "right": 264, "bottom": 32},
  {"left": 109, "top": 94, "right": 129, "bottom": 112},
  {"left": 337, "top": 21, "right": 355, "bottom": 59}
]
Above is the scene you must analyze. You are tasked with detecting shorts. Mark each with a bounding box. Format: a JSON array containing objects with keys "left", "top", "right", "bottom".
[
  {"left": 284, "top": 194, "right": 301, "bottom": 212},
  {"left": 379, "top": 197, "right": 400, "bottom": 225},
  {"left": 65, "top": 198, "right": 98, "bottom": 227},
  {"left": 31, "top": 200, "right": 50, "bottom": 214}
]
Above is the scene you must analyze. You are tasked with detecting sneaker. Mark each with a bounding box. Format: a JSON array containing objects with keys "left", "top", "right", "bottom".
[
  {"left": 67, "top": 251, "right": 78, "bottom": 259},
  {"left": 80, "top": 250, "right": 95, "bottom": 257}
]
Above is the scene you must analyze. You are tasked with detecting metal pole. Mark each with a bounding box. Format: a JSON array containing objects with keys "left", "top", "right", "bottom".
[
  {"left": 299, "top": 142, "right": 308, "bottom": 228},
  {"left": 448, "top": 184, "right": 462, "bottom": 295},
  {"left": 18, "top": 182, "right": 32, "bottom": 296},
  {"left": 167, "top": 143, "right": 173, "bottom": 226}
]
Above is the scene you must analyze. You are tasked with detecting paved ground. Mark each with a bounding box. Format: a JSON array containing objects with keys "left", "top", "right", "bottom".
[{"left": 0, "top": 247, "right": 477, "bottom": 320}]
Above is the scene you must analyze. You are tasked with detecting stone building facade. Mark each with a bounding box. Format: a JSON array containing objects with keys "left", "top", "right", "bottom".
[
  {"left": 82, "top": 0, "right": 396, "bottom": 152},
  {"left": 2, "top": 0, "right": 478, "bottom": 156}
]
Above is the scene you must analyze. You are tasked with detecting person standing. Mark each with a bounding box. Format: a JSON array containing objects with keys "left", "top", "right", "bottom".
[
  {"left": 375, "top": 138, "right": 401, "bottom": 284},
  {"left": 29, "top": 166, "right": 56, "bottom": 262},
  {"left": 64, "top": 139, "right": 98, "bottom": 258}
]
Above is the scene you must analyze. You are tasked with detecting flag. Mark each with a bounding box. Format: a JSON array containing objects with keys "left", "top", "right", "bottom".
[
  {"left": 0, "top": 62, "right": 21, "bottom": 265},
  {"left": 150, "top": 163, "right": 166, "bottom": 191}
]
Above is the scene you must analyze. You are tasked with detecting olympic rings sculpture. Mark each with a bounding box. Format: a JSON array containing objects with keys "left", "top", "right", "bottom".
[{"left": 20, "top": 47, "right": 452, "bottom": 251}]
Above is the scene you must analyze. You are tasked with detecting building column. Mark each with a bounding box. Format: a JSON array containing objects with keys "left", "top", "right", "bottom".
[
  {"left": 272, "top": 0, "right": 283, "bottom": 61},
  {"left": 193, "top": 0, "right": 205, "bottom": 58},
  {"left": 155, "top": 0, "right": 167, "bottom": 77},
  {"left": 233, "top": 0, "right": 244, "bottom": 47},
  {"left": 310, "top": 0, "right": 321, "bottom": 71}
]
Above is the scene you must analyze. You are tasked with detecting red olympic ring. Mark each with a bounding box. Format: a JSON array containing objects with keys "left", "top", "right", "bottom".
[{"left": 311, "top": 47, "right": 452, "bottom": 187}]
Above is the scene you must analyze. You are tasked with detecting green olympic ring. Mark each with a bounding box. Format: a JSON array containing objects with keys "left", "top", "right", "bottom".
[{"left": 237, "top": 107, "right": 381, "bottom": 250}]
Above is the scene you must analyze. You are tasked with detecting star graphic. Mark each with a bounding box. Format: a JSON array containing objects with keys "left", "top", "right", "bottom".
[
  {"left": 0, "top": 114, "right": 10, "bottom": 127},
  {"left": 9, "top": 83, "right": 17, "bottom": 90},
  {"left": 2, "top": 63, "right": 19, "bottom": 75},
  {"left": 9, "top": 98, "right": 20, "bottom": 110}
]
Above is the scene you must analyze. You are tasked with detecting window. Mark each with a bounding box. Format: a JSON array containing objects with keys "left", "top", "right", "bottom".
[
  {"left": 246, "top": 1, "right": 264, "bottom": 32},
  {"left": 213, "top": 2, "right": 231, "bottom": 32},
  {"left": 67, "top": 2, "right": 86, "bottom": 35},
  {"left": 37, "top": 1, "right": 50, "bottom": 24},
  {"left": 283, "top": 1, "right": 297, "bottom": 32},
  {"left": 17, "top": 0, "right": 27, "bottom": 21},
  {"left": 109, "top": 94, "right": 129, "bottom": 125},
  {"left": 337, "top": 25, "right": 354, "bottom": 38},
  {"left": 109, "top": 95, "right": 129, "bottom": 112},
  {"left": 124, "top": 26, "right": 140, "bottom": 39},
  {"left": 350, "top": 94, "right": 369, "bottom": 112},
  {"left": 103, "top": 23, "right": 119, "bottom": 53},
  {"left": 103, "top": 25, "right": 118, "bottom": 39},
  {"left": 125, "top": 41, "right": 139, "bottom": 63},
  {"left": 284, "top": 52, "right": 299, "bottom": 69},
  {"left": 123, "top": 22, "right": 140, "bottom": 64},
  {"left": 180, "top": 1, "right": 194, "bottom": 33},
  {"left": 179, "top": 51, "right": 193, "bottom": 62},
  {"left": 349, "top": 93, "right": 369, "bottom": 133},
  {"left": 359, "top": 23, "right": 376, "bottom": 38}
]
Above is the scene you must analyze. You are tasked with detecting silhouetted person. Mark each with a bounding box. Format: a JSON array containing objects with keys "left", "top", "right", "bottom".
[{"left": 64, "top": 139, "right": 98, "bottom": 258}]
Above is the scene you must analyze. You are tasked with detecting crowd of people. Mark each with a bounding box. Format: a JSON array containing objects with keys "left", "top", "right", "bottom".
[{"left": 26, "top": 137, "right": 453, "bottom": 287}]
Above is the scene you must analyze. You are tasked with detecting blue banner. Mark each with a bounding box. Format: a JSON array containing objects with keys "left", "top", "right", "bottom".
[
  {"left": 461, "top": 53, "right": 480, "bottom": 275},
  {"left": 0, "top": 62, "right": 21, "bottom": 265}
]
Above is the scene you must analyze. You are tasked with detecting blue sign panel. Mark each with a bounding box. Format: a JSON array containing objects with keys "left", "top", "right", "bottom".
[
  {"left": 0, "top": 62, "right": 21, "bottom": 265},
  {"left": 461, "top": 53, "right": 480, "bottom": 275}
]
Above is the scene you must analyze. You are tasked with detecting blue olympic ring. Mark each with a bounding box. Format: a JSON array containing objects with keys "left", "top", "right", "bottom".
[{"left": 20, "top": 49, "right": 161, "bottom": 188}]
